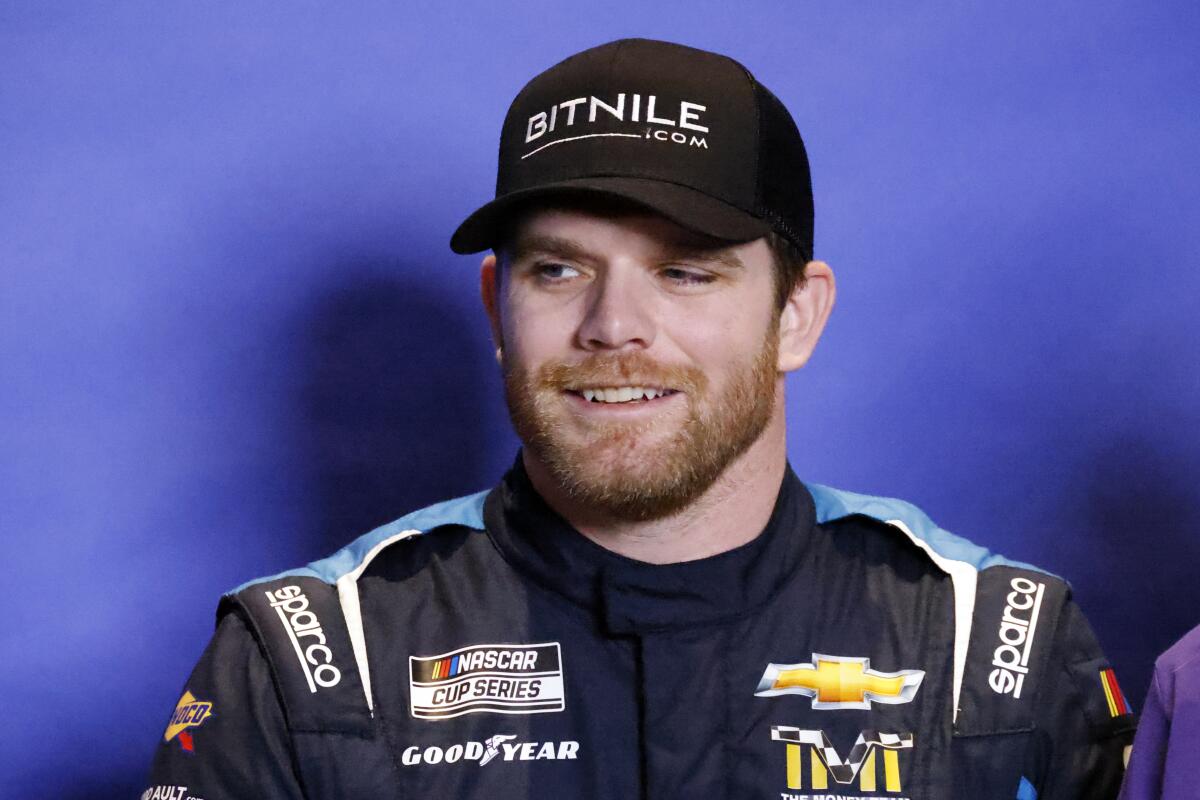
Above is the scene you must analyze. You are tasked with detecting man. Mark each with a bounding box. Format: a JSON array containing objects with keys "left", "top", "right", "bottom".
[
  {"left": 143, "top": 38, "right": 1134, "bottom": 800},
  {"left": 1119, "top": 623, "right": 1200, "bottom": 799}
]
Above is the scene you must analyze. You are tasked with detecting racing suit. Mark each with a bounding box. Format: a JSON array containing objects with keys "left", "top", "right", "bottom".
[{"left": 143, "top": 461, "right": 1134, "bottom": 799}]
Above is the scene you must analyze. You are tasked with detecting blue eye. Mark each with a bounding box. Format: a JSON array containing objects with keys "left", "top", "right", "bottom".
[{"left": 533, "top": 262, "right": 582, "bottom": 281}]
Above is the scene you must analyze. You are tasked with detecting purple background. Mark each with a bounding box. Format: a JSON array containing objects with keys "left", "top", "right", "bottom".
[{"left": 2, "top": 3, "right": 1197, "bottom": 796}]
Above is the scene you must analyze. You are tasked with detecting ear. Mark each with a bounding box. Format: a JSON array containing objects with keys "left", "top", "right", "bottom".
[
  {"left": 776, "top": 260, "right": 836, "bottom": 372},
  {"left": 480, "top": 253, "right": 503, "bottom": 347}
]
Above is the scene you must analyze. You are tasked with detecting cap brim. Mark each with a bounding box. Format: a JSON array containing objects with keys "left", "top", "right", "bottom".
[{"left": 449, "top": 177, "right": 772, "bottom": 254}]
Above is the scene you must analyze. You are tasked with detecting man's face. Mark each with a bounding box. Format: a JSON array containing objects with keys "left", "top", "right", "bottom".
[{"left": 487, "top": 205, "right": 784, "bottom": 521}]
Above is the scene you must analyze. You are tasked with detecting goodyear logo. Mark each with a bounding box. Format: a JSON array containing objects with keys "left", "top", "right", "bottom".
[
  {"left": 400, "top": 733, "right": 581, "bottom": 766},
  {"left": 409, "top": 642, "right": 565, "bottom": 720},
  {"left": 163, "top": 691, "right": 214, "bottom": 752},
  {"left": 755, "top": 654, "right": 924, "bottom": 710},
  {"left": 772, "top": 726, "right": 914, "bottom": 796}
]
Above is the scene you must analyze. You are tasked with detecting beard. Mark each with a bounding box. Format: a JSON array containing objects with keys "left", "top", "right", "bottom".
[{"left": 502, "top": 328, "right": 779, "bottom": 522}]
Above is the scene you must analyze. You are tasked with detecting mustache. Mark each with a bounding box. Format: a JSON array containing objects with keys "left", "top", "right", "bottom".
[{"left": 535, "top": 352, "right": 707, "bottom": 394}]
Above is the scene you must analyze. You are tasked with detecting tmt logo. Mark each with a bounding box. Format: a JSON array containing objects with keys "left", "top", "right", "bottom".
[{"left": 771, "top": 726, "right": 913, "bottom": 794}]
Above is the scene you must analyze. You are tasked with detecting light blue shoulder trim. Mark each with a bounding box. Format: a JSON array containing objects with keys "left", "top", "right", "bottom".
[
  {"left": 229, "top": 489, "right": 490, "bottom": 594},
  {"left": 1016, "top": 776, "right": 1038, "bottom": 800},
  {"left": 806, "top": 482, "right": 1052, "bottom": 576}
]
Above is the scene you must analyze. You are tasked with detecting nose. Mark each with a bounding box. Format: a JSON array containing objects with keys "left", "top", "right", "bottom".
[{"left": 576, "top": 267, "right": 656, "bottom": 351}]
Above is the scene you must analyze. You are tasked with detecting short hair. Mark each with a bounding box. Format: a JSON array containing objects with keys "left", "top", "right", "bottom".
[{"left": 765, "top": 230, "right": 809, "bottom": 311}]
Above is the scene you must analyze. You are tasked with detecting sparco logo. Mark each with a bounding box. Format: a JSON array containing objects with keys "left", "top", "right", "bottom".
[
  {"left": 409, "top": 642, "right": 565, "bottom": 719},
  {"left": 401, "top": 733, "right": 580, "bottom": 766},
  {"left": 988, "top": 577, "right": 1045, "bottom": 698},
  {"left": 266, "top": 585, "right": 341, "bottom": 691},
  {"left": 523, "top": 92, "right": 709, "bottom": 158}
]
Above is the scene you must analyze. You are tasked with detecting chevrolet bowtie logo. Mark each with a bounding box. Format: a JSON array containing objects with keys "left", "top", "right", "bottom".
[{"left": 754, "top": 654, "right": 924, "bottom": 709}]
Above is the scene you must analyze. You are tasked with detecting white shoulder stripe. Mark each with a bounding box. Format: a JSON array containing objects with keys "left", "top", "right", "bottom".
[
  {"left": 336, "top": 529, "right": 422, "bottom": 713},
  {"left": 885, "top": 519, "right": 977, "bottom": 723}
]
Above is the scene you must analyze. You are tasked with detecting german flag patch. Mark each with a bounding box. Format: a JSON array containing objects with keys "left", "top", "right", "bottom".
[{"left": 1099, "top": 668, "right": 1130, "bottom": 717}]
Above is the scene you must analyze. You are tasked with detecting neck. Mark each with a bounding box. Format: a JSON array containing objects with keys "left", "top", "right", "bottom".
[{"left": 522, "top": 390, "right": 789, "bottom": 565}]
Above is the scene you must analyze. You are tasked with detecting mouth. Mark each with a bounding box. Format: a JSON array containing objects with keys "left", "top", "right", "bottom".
[{"left": 566, "top": 386, "right": 680, "bottom": 405}]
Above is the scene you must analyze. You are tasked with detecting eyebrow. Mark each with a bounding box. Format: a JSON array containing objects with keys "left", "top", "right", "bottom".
[
  {"left": 667, "top": 246, "right": 746, "bottom": 271},
  {"left": 507, "top": 234, "right": 594, "bottom": 265},
  {"left": 507, "top": 233, "right": 746, "bottom": 271}
]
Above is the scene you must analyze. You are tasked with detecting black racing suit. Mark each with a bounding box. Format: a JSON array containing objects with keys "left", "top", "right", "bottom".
[{"left": 142, "top": 462, "right": 1134, "bottom": 800}]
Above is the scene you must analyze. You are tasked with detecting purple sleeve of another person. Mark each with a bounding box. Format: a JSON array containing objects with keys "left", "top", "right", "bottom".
[{"left": 1119, "top": 624, "right": 1200, "bottom": 800}]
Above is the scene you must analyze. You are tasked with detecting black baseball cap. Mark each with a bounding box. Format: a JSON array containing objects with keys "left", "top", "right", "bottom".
[{"left": 450, "top": 38, "right": 814, "bottom": 261}]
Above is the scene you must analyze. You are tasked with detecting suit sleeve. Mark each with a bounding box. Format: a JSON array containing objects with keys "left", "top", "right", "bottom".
[
  {"left": 1117, "top": 669, "right": 1167, "bottom": 800},
  {"left": 142, "top": 611, "right": 307, "bottom": 800},
  {"left": 1034, "top": 599, "right": 1136, "bottom": 800}
]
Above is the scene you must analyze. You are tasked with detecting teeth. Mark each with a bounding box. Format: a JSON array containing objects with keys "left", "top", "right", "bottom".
[{"left": 579, "top": 386, "right": 669, "bottom": 403}]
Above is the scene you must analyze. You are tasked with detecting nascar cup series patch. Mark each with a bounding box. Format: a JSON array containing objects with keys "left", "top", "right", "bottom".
[{"left": 409, "top": 642, "right": 565, "bottom": 720}]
